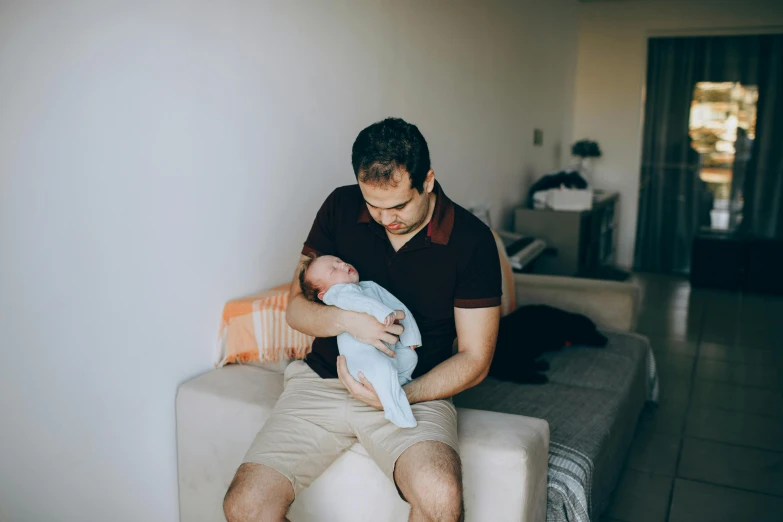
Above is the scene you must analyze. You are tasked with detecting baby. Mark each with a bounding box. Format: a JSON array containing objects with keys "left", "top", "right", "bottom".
[{"left": 299, "top": 254, "right": 420, "bottom": 428}]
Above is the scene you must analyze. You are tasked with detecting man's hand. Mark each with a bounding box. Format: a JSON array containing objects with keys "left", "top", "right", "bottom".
[
  {"left": 341, "top": 310, "right": 405, "bottom": 358},
  {"left": 336, "top": 355, "right": 383, "bottom": 410}
]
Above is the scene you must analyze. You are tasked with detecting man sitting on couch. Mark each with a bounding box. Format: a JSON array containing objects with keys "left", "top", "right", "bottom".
[{"left": 223, "top": 117, "right": 502, "bottom": 522}]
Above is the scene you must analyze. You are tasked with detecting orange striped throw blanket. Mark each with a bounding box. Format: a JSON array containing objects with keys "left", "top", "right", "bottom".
[{"left": 214, "top": 284, "right": 314, "bottom": 367}]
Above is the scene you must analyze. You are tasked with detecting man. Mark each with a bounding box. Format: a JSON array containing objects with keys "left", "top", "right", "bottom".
[{"left": 224, "top": 118, "right": 501, "bottom": 522}]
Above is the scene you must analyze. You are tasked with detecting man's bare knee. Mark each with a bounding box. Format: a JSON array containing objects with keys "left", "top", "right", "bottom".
[
  {"left": 395, "top": 442, "right": 463, "bottom": 521},
  {"left": 224, "top": 463, "right": 294, "bottom": 522},
  {"left": 423, "top": 456, "right": 463, "bottom": 521}
]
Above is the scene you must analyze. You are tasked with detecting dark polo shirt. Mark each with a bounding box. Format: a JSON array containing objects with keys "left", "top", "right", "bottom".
[{"left": 302, "top": 181, "right": 501, "bottom": 379}]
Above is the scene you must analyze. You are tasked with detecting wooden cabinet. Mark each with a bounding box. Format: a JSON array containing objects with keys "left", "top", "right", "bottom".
[
  {"left": 513, "top": 192, "right": 619, "bottom": 277},
  {"left": 691, "top": 233, "right": 783, "bottom": 295}
]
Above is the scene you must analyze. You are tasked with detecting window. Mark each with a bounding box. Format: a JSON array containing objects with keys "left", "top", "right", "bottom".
[{"left": 689, "top": 82, "right": 758, "bottom": 230}]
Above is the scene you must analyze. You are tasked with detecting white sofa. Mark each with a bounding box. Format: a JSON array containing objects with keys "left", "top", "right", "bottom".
[
  {"left": 176, "top": 273, "right": 639, "bottom": 522},
  {"left": 178, "top": 364, "right": 549, "bottom": 522}
]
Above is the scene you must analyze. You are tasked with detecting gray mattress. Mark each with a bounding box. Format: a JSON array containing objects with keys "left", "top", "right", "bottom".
[{"left": 454, "top": 332, "right": 658, "bottom": 522}]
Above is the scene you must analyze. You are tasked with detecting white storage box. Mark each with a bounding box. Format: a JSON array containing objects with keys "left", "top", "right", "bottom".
[{"left": 534, "top": 188, "right": 593, "bottom": 211}]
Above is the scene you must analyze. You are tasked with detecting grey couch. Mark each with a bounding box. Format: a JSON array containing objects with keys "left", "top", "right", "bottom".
[{"left": 455, "top": 273, "right": 654, "bottom": 522}]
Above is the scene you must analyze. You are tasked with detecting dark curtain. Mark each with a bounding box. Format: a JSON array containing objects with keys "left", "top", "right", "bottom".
[
  {"left": 743, "top": 36, "right": 783, "bottom": 239},
  {"left": 634, "top": 34, "right": 783, "bottom": 273}
]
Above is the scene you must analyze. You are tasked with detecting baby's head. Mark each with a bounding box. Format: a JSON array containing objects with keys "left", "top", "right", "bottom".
[{"left": 299, "top": 254, "right": 360, "bottom": 302}]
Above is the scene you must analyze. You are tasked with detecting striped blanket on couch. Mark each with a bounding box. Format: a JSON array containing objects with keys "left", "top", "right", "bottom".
[{"left": 455, "top": 332, "right": 658, "bottom": 522}]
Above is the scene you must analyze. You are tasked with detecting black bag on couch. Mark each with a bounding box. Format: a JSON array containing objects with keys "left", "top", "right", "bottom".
[{"left": 489, "top": 305, "right": 608, "bottom": 384}]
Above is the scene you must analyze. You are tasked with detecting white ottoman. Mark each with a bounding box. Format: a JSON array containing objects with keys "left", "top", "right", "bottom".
[{"left": 176, "top": 365, "right": 549, "bottom": 522}]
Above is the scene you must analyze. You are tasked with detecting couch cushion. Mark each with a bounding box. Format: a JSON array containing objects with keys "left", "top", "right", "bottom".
[
  {"left": 541, "top": 337, "right": 645, "bottom": 394},
  {"left": 491, "top": 230, "right": 517, "bottom": 316},
  {"left": 177, "top": 365, "right": 550, "bottom": 522},
  {"left": 455, "top": 331, "right": 652, "bottom": 522}
]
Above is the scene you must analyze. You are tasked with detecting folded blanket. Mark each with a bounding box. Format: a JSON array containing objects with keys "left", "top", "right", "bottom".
[{"left": 214, "top": 284, "right": 313, "bottom": 367}]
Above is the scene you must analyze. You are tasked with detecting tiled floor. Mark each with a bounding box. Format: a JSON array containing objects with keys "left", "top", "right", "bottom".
[{"left": 601, "top": 273, "right": 783, "bottom": 522}]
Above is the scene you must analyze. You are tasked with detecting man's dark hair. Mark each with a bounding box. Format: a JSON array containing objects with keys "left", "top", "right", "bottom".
[
  {"left": 351, "top": 117, "right": 431, "bottom": 193},
  {"left": 298, "top": 254, "right": 321, "bottom": 302}
]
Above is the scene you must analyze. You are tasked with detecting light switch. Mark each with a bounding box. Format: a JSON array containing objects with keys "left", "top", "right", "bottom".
[{"left": 533, "top": 129, "right": 544, "bottom": 146}]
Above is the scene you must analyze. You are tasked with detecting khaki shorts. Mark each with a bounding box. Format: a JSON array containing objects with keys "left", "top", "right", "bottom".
[{"left": 243, "top": 360, "right": 459, "bottom": 497}]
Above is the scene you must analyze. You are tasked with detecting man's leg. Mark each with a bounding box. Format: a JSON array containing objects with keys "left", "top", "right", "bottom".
[
  {"left": 394, "top": 441, "right": 463, "bottom": 522},
  {"left": 352, "top": 397, "right": 462, "bottom": 522},
  {"left": 225, "top": 361, "right": 356, "bottom": 521},
  {"left": 224, "top": 463, "right": 294, "bottom": 522}
]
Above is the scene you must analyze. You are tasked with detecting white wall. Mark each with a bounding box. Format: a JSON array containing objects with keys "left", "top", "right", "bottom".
[
  {"left": 0, "top": 1, "right": 578, "bottom": 521},
  {"left": 572, "top": 0, "right": 783, "bottom": 268}
]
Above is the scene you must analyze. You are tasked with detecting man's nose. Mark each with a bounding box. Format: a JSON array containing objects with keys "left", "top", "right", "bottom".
[{"left": 380, "top": 211, "right": 395, "bottom": 225}]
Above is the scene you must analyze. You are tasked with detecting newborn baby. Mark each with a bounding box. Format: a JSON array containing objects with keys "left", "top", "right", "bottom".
[{"left": 299, "top": 254, "right": 420, "bottom": 428}]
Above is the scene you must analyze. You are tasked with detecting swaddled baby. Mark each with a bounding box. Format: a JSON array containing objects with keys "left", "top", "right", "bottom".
[{"left": 299, "top": 254, "right": 420, "bottom": 428}]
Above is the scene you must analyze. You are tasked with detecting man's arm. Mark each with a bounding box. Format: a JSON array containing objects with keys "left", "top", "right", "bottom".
[
  {"left": 337, "top": 305, "right": 500, "bottom": 409},
  {"left": 286, "top": 255, "right": 404, "bottom": 357},
  {"left": 403, "top": 306, "right": 500, "bottom": 404}
]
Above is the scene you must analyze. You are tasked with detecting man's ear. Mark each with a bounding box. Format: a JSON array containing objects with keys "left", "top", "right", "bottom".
[
  {"left": 424, "top": 170, "right": 436, "bottom": 194},
  {"left": 317, "top": 289, "right": 325, "bottom": 301}
]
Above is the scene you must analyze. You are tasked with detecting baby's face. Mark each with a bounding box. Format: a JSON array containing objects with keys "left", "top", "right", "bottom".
[{"left": 308, "top": 255, "right": 360, "bottom": 293}]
